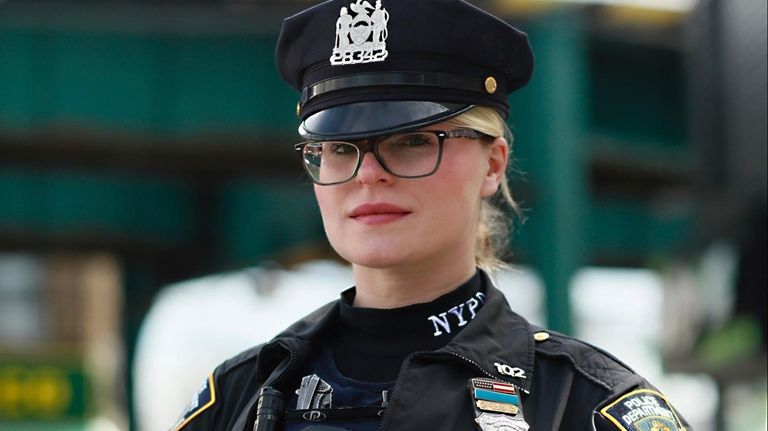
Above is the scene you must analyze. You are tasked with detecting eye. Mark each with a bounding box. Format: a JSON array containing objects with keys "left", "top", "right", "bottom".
[
  {"left": 393, "top": 133, "right": 435, "bottom": 148},
  {"left": 326, "top": 142, "right": 356, "bottom": 155}
]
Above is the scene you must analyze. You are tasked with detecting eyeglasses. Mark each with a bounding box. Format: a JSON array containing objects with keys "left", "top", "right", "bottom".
[{"left": 294, "top": 129, "right": 493, "bottom": 186}]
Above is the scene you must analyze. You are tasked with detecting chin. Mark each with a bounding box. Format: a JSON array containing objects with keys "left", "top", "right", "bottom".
[
  {"left": 348, "top": 256, "right": 408, "bottom": 270},
  {"left": 335, "top": 241, "right": 418, "bottom": 269}
]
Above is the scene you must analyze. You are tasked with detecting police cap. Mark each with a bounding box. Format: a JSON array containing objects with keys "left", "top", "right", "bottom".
[{"left": 276, "top": 0, "right": 534, "bottom": 141}]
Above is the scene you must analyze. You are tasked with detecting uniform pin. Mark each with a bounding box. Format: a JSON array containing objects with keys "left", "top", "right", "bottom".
[
  {"left": 475, "top": 412, "right": 530, "bottom": 431},
  {"left": 484, "top": 76, "right": 497, "bottom": 94},
  {"left": 477, "top": 400, "right": 519, "bottom": 415},
  {"left": 468, "top": 378, "right": 529, "bottom": 431},
  {"left": 493, "top": 362, "right": 527, "bottom": 379}
]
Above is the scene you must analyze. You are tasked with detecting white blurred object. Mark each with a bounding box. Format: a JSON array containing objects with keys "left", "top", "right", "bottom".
[
  {"left": 86, "top": 416, "right": 123, "bottom": 431},
  {"left": 696, "top": 241, "right": 739, "bottom": 327},
  {"left": 132, "top": 260, "right": 353, "bottom": 431},
  {"left": 0, "top": 254, "right": 45, "bottom": 344},
  {"left": 556, "top": 0, "right": 697, "bottom": 13},
  {"left": 571, "top": 267, "right": 665, "bottom": 378},
  {"left": 725, "top": 379, "right": 768, "bottom": 431},
  {"left": 655, "top": 373, "right": 719, "bottom": 431},
  {"left": 492, "top": 266, "right": 547, "bottom": 327},
  {"left": 571, "top": 267, "right": 718, "bottom": 431}
]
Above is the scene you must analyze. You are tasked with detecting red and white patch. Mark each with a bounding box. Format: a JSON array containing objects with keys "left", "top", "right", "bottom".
[{"left": 492, "top": 382, "right": 517, "bottom": 394}]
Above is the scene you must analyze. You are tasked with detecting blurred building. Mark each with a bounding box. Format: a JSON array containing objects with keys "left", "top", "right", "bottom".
[{"left": 0, "top": 0, "right": 765, "bottom": 430}]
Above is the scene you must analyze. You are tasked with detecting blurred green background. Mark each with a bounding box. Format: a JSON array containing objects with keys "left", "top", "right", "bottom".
[{"left": 0, "top": 0, "right": 765, "bottom": 430}]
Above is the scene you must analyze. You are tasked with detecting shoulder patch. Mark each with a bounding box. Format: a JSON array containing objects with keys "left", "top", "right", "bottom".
[
  {"left": 170, "top": 373, "right": 217, "bottom": 431},
  {"left": 600, "top": 389, "right": 686, "bottom": 431}
]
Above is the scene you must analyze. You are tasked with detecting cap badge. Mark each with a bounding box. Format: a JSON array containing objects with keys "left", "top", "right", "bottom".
[{"left": 331, "top": 0, "right": 389, "bottom": 66}]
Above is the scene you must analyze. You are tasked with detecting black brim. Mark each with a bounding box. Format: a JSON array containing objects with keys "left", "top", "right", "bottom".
[{"left": 299, "top": 101, "right": 474, "bottom": 141}]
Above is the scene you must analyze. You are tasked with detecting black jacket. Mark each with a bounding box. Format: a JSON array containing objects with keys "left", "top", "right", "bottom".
[{"left": 174, "top": 276, "right": 691, "bottom": 431}]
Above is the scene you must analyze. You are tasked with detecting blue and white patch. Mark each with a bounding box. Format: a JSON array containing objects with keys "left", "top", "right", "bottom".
[
  {"left": 600, "top": 389, "right": 685, "bottom": 431},
  {"left": 170, "top": 373, "right": 216, "bottom": 431}
]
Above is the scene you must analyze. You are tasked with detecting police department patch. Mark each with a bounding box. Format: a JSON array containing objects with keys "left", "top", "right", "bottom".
[
  {"left": 170, "top": 373, "right": 216, "bottom": 431},
  {"left": 600, "top": 389, "right": 685, "bottom": 431}
]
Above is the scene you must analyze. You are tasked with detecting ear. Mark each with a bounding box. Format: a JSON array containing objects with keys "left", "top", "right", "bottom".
[{"left": 480, "top": 137, "right": 508, "bottom": 198}]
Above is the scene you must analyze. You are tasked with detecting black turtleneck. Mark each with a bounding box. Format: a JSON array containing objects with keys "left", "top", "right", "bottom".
[{"left": 330, "top": 269, "right": 487, "bottom": 382}]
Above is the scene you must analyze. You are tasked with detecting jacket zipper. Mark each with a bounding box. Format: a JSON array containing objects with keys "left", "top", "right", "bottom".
[{"left": 377, "top": 350, "right": 525, "bottom": 431}]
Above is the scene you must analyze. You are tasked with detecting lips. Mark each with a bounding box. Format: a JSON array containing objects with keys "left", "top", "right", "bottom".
[{"left": 349, "top": 203, "right": 411, "bottom": 225}]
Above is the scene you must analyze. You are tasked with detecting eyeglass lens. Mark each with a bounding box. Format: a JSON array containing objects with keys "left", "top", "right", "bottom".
[{"left": 302, "top": 132, "right": 441, "bottom": 184}]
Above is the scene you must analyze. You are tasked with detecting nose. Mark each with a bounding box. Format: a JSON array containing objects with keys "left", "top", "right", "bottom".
[{"left": 355, "top": 151, "right": 393, "bottom": 185}]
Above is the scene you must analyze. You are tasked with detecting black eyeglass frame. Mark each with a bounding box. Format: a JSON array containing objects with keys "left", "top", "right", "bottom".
[{"left": 294, "top": 129, "right": 494, "bottom": 186}]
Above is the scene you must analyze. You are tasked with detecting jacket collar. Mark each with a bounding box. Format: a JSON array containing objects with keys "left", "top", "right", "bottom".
[
  {"left": 255, "top": 299, "right": 340, "bottom": 386},
  {"left": 258, "top": 270, "right": 536, "bottom": 393},
  {"left": 438, "top": 272, "right": 536, "bottom": 393}
]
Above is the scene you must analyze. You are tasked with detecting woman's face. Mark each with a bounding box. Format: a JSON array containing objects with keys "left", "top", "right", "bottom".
[{"left": 314, "top": 122, "right": 508, "bottom": 270}]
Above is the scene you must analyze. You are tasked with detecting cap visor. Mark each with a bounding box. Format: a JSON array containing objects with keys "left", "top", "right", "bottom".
[{"left": 299, "top": 101, "right": 473, "bottom": 141}]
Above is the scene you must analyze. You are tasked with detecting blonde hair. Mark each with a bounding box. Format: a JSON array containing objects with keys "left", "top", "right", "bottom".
[{"left": 440, "top": 106, "right": 520, "bottom": 271}]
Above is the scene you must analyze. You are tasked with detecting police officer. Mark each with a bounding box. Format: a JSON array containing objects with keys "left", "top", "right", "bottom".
[{"left": 172, "top": 1, "right": 692, "bottom": 430}]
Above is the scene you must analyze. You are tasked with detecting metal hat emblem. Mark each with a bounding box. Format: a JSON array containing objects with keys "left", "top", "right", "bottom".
[{"left": 331, "top": 0, "right": 389, "bottom": 65}]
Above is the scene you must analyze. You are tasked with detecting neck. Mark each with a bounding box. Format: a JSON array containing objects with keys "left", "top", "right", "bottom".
[{"left": 351, "top": 256, "right": 477, "bottom": 309}]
